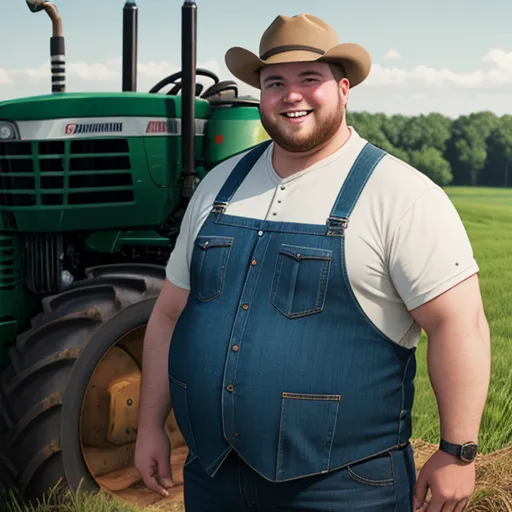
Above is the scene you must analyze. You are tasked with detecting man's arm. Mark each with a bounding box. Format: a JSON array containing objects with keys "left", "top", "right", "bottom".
[
  {"left": 134, "top": 279, "right": 190, "bottom": 496},
  {"left": 410, "top": 273, "right": 491, "bottom": 511},
  {"left": 410, "top": 273, "right": 491, "bottom": 445},
  {"left": 138, "top": 279, "right": 190, "bottom": 431}
]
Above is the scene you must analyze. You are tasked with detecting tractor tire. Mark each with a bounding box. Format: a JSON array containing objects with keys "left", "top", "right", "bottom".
[{"left": 0, "top": 263, "right": 188, "bottom": 508}]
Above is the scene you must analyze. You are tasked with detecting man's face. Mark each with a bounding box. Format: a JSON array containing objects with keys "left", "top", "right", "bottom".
[{"left": 259, "top": 61, "right": 349, "bottom": 153}]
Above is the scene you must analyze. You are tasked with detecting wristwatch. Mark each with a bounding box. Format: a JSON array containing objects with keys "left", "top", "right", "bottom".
[{"left": 439, "top": 439, "right": 478, "bottom": 463}]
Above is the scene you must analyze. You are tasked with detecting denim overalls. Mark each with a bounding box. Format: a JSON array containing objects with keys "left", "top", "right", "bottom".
[{"left": 168, "top": 141, "right": 417, "bottom": 505}]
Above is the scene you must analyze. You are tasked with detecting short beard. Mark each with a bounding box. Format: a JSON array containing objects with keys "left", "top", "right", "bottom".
[{"left": 260, "top": 99, "right": 344, "bottom": 153}]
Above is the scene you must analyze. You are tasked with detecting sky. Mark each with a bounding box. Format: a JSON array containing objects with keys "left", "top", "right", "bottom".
[{"left": 2, "top": 0, "right": 512, "bottom": 118}]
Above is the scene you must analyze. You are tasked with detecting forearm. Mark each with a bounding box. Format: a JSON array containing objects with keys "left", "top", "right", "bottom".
[
  {"left": 138, "top": 309, "right": 176, "bottom": 431},
  {"left": 426, "top": 309, "right": 491, "bottom": 444}
]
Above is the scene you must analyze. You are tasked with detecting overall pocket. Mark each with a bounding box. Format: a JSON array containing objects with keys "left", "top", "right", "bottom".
[
  {"left": 168, "top": 375, "right": 199, "bottom": 457},
  {"left": 270, "top": 244, "right": 332, "bottom": 318},
  {"left": 190, "top": 235, "right": 234, "bottom": 302},
  {"left": 276, "top": 392, "right": 341, "bottom": 481},
  {"left": 347, "top": 452, "right": 394, "bottom": 487}
]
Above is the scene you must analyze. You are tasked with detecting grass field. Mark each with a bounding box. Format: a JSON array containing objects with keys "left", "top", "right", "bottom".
[{"left": 3, "top": 186, "right": 512, "bottom": 511}]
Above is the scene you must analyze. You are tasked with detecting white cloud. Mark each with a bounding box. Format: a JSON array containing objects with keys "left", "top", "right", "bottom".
[
  {"left": 3, "top": 49, "right": 512, "bottom": 117},
  {"left": 384, "top": 49, "right": 401, "bottom": 60},
  {"left": 0, "top": 57, "right": 258, "bottom": 100},
  {"left": 363, "top": 49, "right": 512, "bottom": 90}
]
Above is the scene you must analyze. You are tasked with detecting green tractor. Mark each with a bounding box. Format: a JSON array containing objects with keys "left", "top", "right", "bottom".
[{"left": 0, "top": 0, "right": 268, "bottom": 506}]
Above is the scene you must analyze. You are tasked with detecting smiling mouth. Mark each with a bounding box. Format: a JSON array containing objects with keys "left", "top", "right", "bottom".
[{"left": 281, "top": 110, "right": 314, "bottom": 119}]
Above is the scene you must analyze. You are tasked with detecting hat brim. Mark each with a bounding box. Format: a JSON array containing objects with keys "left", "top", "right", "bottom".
[{"left": 225, "top": 43, "right": 371, "bottom": 90}]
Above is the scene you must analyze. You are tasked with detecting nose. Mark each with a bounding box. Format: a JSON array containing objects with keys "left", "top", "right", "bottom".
[{"left": 282, "top": 88, "right": 303, "bottom": 103}]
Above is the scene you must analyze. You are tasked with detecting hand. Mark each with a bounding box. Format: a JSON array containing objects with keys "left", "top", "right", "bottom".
[
  {"left": 413, "top": 450, "right": 475, "bottom": 511},
  {"left": 134, "top": 425, "right": 174, "bottom": 497}
]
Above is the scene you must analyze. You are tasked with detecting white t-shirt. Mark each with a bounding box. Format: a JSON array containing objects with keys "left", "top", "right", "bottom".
[{"left": 166, "top": 127, "right": 479, "bottom": 349}]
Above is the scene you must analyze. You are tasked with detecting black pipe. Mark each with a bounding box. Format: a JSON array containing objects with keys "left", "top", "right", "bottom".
[
  {"left": 181, "top": 0, "right": 197, "bottom": 199},
  {"left": 122, "top": 0, "right": 138, "bottom": 92},
  {"left": 50, "top": 36, "right": 65, "bottom": 93}
]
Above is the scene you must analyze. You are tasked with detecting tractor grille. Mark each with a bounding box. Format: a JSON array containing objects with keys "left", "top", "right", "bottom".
[
  {"left": 0, "top": 236, "right": 19, "bottom": 291},
  {"left": 0, "top": 138, "right": 134, "bottom": 208}
]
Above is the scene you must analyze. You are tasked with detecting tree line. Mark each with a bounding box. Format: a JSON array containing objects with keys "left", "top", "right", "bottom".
[{"left": 346, "top": 111, "right": 512, "bottom": 187}]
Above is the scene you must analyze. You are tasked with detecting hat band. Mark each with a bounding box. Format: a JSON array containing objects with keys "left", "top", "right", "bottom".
[{"left": 260, "top": 45, "right": 326, "bottom": 61}]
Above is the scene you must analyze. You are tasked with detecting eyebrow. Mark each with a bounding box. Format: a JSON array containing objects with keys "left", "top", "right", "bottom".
[{"left": 262, "top": 70, "right": 325, "bottom": 83}]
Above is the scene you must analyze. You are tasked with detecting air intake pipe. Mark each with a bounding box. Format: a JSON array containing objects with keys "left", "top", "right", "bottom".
[
  {"left": 122, "top": 0, "right": 138, "bottom": 92},
  {"left": 25, "top": 1, "right": 65, "bottom": 93},
  {"left": 181, "top": 0, "right": 197, "bottom": 199}
]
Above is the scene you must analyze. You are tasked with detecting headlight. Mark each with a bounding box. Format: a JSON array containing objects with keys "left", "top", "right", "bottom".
[{"left": 0, "top": 121, "right": 18, "bottom": 140}]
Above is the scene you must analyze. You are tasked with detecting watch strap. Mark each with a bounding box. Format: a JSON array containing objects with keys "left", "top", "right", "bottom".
[
  {"left": 439, "top": 439, "right": 461, "bottom": 457},
  {"left": 439, "top": 439, "right": 478, "bottom": 462}
]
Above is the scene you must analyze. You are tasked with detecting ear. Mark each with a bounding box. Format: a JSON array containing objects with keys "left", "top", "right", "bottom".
[{"left": 339, "top": 78, "right": 350, "bottom": 106}]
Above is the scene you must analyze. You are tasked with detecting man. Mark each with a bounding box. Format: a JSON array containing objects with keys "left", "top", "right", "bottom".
[{"left": 135, "top": 12, "right": 491, "bottom": 512}]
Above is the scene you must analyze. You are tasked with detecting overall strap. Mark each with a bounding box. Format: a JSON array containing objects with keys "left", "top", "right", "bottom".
[
  {"left": 212, "top": 140, "right": 273, "bottom": 213},
  {"left": 327, "top": 143, "right": 387, "bottom": 236}
]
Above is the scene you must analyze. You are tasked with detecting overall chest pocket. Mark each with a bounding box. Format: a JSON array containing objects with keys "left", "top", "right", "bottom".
[
  {"left": 190, "top": 235, "right": 234, "bottom": 302},
  {"left": 270, "top": 244, "right": 332, "bottom": 318}
]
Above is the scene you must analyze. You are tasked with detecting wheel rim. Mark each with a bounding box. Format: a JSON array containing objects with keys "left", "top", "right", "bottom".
[{"left": 78, "top": 325, "right": 187, "bottom": 507}]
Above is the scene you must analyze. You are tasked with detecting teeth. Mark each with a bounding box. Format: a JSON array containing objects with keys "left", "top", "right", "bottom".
[{"left": 285, "top": 111, "right": 309, "bottom": 118}]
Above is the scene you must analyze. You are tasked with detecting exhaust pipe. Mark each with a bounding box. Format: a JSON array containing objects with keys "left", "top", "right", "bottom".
[
  {"left": 181, "top": 0, "right": 197, "bottom": 199},
  {"left": 122, "top": 0, "right": 138, "bottom": 92},
  {"left": 25, "top": 1, "right": 65, "bottom": 93}
]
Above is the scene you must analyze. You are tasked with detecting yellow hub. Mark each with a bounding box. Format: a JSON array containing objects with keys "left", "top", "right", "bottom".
[{"left": 79, "top": 325, "right": 187, "bottom": 507}]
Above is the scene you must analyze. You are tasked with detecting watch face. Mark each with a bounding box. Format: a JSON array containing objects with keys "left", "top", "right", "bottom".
[{"left": 461, "top": 443, "right": 478, "bottom": 461}]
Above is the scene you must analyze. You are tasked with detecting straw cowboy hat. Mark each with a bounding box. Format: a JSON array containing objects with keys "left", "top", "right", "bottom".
[{"left": 225, "top": 13, "right": 371, "bottom": 90}]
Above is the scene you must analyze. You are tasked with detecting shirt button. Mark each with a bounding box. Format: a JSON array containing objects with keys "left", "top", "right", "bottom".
[
  {"left": 226, "top": 384, "right": 234, "bottom": 392},
  {"left": 242, "top": 304, "right": 249, "bottom": 310},
  {"left": 232, "top": 345, "right": 239, "bottom": 352},
  {"left": 280, "top": 186, "right": 286, "bottom": 190}
]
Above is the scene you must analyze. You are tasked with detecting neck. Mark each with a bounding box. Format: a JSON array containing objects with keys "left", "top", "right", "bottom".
[{"left": 271, "top": 122, "right": 351, "bottom": 179}]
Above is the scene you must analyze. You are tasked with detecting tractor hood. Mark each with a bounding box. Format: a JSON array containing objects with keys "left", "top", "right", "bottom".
[{"left": 0, "top": 92, "right": 211, "bottom": 141}]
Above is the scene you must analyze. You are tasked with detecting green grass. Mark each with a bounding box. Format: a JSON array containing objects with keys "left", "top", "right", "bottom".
[
  {"left": 0, "top": 485, "right": 145, "bottom": 512},
  {"left": 411, "top": 186, "right": 512, "bottom": 454}
]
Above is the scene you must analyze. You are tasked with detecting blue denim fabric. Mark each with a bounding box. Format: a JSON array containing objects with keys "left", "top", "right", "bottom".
[
  {"left": 169, "top": 142, "right": 417, "bottom": 485},
  {"left": 183, "top": 445, "right": 416, "bottom": 511}
]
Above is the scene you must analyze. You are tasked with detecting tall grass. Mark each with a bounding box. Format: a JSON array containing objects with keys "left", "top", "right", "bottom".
[
  {"left": 0, "top": 485, "right": 184, "bottom": 512},
  {"left": 412, "top": 186, "right": 512, "bottom": 453}
]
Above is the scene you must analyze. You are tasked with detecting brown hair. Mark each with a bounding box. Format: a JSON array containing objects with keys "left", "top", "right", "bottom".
[{"left": 328, "top": 62, "right": 346, "bottom": 83}]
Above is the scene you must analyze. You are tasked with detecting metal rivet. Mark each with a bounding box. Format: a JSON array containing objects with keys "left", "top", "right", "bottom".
[
  {"left": 251, "top": 260, "right": 257, "bottom": 266},
  {"left": 233, "top": 432, "right": 239, "bottom": 437},
  {"left": 242, "top": 304, "right": 249, "bottom": 310},
  {"left": 258, "top": 230, "right": 263, "bottom": 236},
  {"left": 232, "top": 345, "right": 239, "bottom": 352},
  {"left": 226, "top": 384, "right": 234, "bottom": 392},
  {"left": 127, "top": 399, "right": 133, "bottom": 406}
]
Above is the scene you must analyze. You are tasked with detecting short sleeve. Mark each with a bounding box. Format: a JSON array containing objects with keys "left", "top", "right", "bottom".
[
  {"left": 165, "top": 195, "right": 198, "bottom": 290},
  {"left": 388, "top": 187, "right": 479, "bottom": 311}
]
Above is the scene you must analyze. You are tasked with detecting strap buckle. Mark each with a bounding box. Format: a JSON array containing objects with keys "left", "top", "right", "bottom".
[
  {"left": 212, "top": 201, "right": 227, "bottom": 214},
  {"left": 327, "top": 216, "right": 349, "bottom": 236}
]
